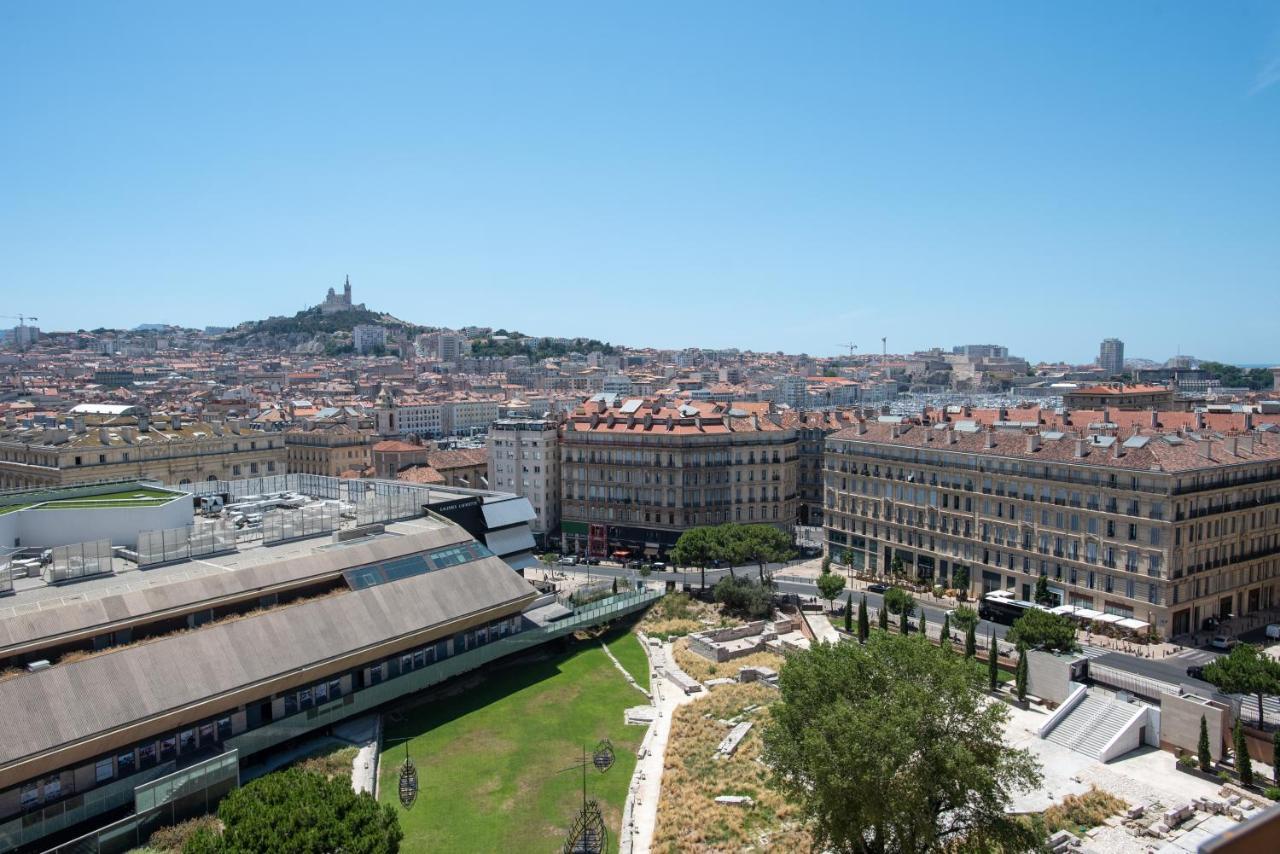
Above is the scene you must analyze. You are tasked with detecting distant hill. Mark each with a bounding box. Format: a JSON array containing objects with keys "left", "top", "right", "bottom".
[{"left": 223, "top": 305, "right": 420, "bottom": 340}]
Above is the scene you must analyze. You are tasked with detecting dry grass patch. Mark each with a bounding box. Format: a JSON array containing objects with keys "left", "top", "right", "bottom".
[
  {"left": 143, "top": 815, "right": 222, "bottom": 852},
  {"left": 653, "top": 683, "right": 812, "bottom": 853},
  {"left": 1042, "top": 787, "right": 1127, "bottom": 835},
  {"left": 295, "top": 744, "right": 359, "bottom": 781},
  {"left": 671, "top": 637, "right": 786, "bottom": 684},
  {"left": 639, "top": 592, "right": 741, "bottom": 640}
]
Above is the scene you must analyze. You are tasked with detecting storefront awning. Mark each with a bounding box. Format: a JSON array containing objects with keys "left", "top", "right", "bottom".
[{"left": 1116, "top": 618, "right": 1149, "bottom": 631}]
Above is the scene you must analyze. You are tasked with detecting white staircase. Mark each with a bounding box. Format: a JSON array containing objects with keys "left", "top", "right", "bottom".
[{"left": 1043, "top": 691, "right": 1144, "bottom": 760}]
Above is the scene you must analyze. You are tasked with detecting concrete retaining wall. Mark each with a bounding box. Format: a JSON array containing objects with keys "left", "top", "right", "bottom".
[{"left": 1160, "top": 691, "right": 1231, "bottom": 761}]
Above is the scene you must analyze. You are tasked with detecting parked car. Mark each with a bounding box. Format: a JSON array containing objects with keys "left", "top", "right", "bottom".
[
  {"left": 867, "top": 582, "right": 889, "bottom": 594},
  {"left": 557, "top": 555, "right": 578, "bottom": 566},
  {"left": 1210, "top": 634, "right": 1236, "bottom": 650},
  {"left": 1266, "top": 623, "right": 1280, "bottom": 640},
  {"left": 1186, "top": 664, "right": 1206, "bottom": 680},
  {"left": 625, "top": 559, "right": 642, "bottom": 569},
  {"left": 650, "top": 561, "right": 666, "bottom": 570}
]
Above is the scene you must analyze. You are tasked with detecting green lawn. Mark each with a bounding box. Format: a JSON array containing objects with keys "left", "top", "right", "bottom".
[
  {"left": 377, "top": 635, "right": 644, "bottom": 853},
  {"left": 36, "top": 488, "right": 182, "bottom": 509},
  {"left": 603, "top": 625, "right": 650, "bottom": 691}
]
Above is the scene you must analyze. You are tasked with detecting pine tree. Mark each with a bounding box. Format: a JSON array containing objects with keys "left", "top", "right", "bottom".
[
  {"left": 988, "top": 632, "right": 999, "bottom": 691},
  {"left": 1015, "top": 646, "right": 1028, "bottom": 701},
  {"left": 878, "top": 602, "right": 889, "bottom": 632},
  {"left": 965, "top": 623, "right": 977, "bottom": 659},
  {"left": 1234, "top": 718, "right": 1253, "bottom": 786},
  {"left": 844, "top": 593, "right": 853, "bottom": 634},
  {"left": 612, "top": 576, "right": 618, "bottom": 595},
  {"left": 858, "top": 595, "right": 870, "bottom": 643},
  {"left": 1198, "top": 714, "right": 1212, "bottom": 773}
]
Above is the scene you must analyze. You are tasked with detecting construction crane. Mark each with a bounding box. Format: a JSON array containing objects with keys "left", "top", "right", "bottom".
[
  {"left": 1, "top": 314, "right": 38, "bottom": 327},
  {"left": 841, "top": 342, "right": 857, "bottom": 357}
]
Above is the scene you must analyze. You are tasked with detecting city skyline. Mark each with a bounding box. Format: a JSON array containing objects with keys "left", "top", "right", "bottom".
[{"left": 3, "top": 3, "right": 1279, "bottom": 363}]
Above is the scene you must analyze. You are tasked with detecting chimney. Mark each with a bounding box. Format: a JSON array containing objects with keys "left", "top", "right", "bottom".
[
  {"left": 1244, "top": 412, "right": 1253, "bottom": 431},
  {"left": 230, "top": 420, "right": 241, "bottom": 435},
  {"left": 1074, "top": 437, "right": 1087, "bottom": 458},
  {"left": 856, "top": 417, "right": 867, "bottom": 435},
  {"left": 99, "top": 426, "right": 110, "bottom": 444},
  {"left": 74, "top": 415, "right": 86, "bottom": 434},
  {"left": 984, "top": 427, "right": 995, "bottom": 449},
  {"left": 1113, "top": 437, "right": 1125, "bottom": 459},
  {"left": 4, "top": 411, "right": 15, "bottom": 428},
  {"left": 123, "top": 426, "right": 136, "bottom": 443},
  {"left": 171, "top": 414, "right": 181, "bottom": 431},
  {"left": 137, "top": 413, "right": 149, "bottom": 432},
  {"left": 947, "top": 426, "right": 957, "bottom": 445},
  {"left": 1102, "top": 407, "right": 1110, "bottom": 424},
  {"left": 1196, "top": 437, "right": 1212, "bottom": 459},
  {"left": 1150, "top": 409, "right": 1159, "bottom": 428},
  {"left": 925, "top": 428, "right": 933, "bottom": 443},
  {"left": 643, "top": 412, "right": 653, "bottom": 430},
  {"left": 212, "top": 421, "right": 224, "bottom": 436},
  {"left": 1195, "top": 410, "right": 1205, "bottom": 430},
  {"left": 1224, "top": 435, "right": 1238, "bottom": 457},
  {"left": 605, "top": 412, "right": 615, "bottom": 428},
  {"left": 1240, "top": 433, "right": 1255, "bottom": 455},
  {"left": 64, "top": 416, "right": 74, "bottom": 431},
  {"left": 1026, "top": 433, "right": 1041, "bottom": 453}
]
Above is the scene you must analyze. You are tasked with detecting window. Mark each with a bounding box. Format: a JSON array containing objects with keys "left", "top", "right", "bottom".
[
  {"left": 199, "top": 723, "right": 215, "bottom": 744},
  {"left": 139, "top": 743, "right": 157, "bottom": 768},
  {"left": 160, "top": 736, "right": 177, "bottom": 761},
  {"left": 95, "top": 757, "right": 115, "bottom": 783},
  {"left": 42, "top": 775, "right": 61, "bottom": 800},
  {"left": 20, "top": 783, "right": 39, "bottom": 808},
  {"left": 117, "top": 750, "right": 136, "bottom": 776},
  {"left": 179, "top": 728, "right": 197, "bottom": 753},
  {"left": 299, "top": 687, "right": 313, "bottom": 710},
  {"left": 329, "top": 679, "right": 343, "bottom": 699}
]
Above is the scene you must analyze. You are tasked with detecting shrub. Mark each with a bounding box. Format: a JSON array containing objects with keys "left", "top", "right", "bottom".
[
  {"left": 1042, "top": 788, "right": 1125, "bottom": 834},
  {"left": 1263, "top": 786, "right": 1280, "bottom": 801},
  {"left": 148, "top": 816, "right": 221, "bottom": 852},
  {"left": 1177, "top": 753, "right": 1198, "bottom": 769}
]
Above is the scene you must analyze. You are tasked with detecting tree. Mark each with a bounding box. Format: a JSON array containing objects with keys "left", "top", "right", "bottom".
[
  {"left": 918, "top": 610, "right": 927, "bottom": 640},
  {"left": 822, "top": 554, "right": 833, "bottom": 574},
  {"left": 1033, "top": 575, "right": 1053, "bottom": 606},
  {"left": 1198, "top": 714, "right": 1212, "bottom": 773},
  {"left": 1006, "top": 609, "right": 1079, "bottom": 654},
  {"left": 185, "top": 768, "right": 402, "bottom": 853},
  {"left": 940, "top": 614, "right": 951, "bottom": 653},
  {"left": 1015, "top": 647, "right": 1028, "bottom": 701},
  {"left": 988, "top": 632, "right": 999, "bottom": 691},
  {"left": 952, "top": 565, "right": 970, "bottom": 597},
  {"left": 950, "top": 605, "right": 978, "bottom": 634},
  {"left": 763, "top": 633, "right": 1042, "bottom": 854},
  {"left": 882, "top": 587, "right": 915, "bottom": 617},
  {"left": 858, "top": 595, "right": 870, "bottom": 643},
  {"left": 879, "top": 602, "right": 889, "bottom": 632},
  {"left": 1202, "top": 643, "right": 1280, "bottom": 727},
  {"left": 890, "top": 554, "right": 906, "bottom": 579},
  {"left": 1234, "top": 718, "right": 1253, "bottom": 786},
  {"left": 739, "top": 524, "right": 796, "bottom": 582},
  {"left": 672, "top": 527, "right": 715, "bottom": 591},
  {"left": 844, "top": 593, "right": 854, "bottom": 634},
  {"left": 965, "top": 623, "right": 977, "bottom": 659},
  {"left": 612, "top": 576, "right": 618, "bottom": 595},
  {"left": 900, "top": 607, "right": 910, "bottom": 636},
  {"left": 538, "top": 551, "right": 557, "bottom": 579},
  {"left": 817, "top": 570, "right": 847, "bottom": 613},
  {"left": 842, "top": 549, "right": 856, "bottom": 569},
  {"left": 712, "top": 575, "right": 773, "bottom": 619},
  {"left": 1274, "top": 729, "right": 1280, "bottom": 786}
]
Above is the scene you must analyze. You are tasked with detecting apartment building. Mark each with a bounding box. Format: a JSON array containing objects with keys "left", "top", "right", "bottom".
[
  {"left": 0, "top": 406, "right": 286, "bottom": 490},
  {"left": 822, "top": 411, "right": 1280, "bottom": 640},
  {"left": 785, "top": 409, "right": 855, "bottom": 527},
  {"left": 559, "top": 398, "right": 798, "bottom": 557},
  {"left": 1064, "top": 384, "right": 1175, "bottom": 411},
  {"left": 284, "top": 423, "right": 375, "bottom": 476},
  {"left": 488, "top": 418, "right": 560, "bottom": 545}
]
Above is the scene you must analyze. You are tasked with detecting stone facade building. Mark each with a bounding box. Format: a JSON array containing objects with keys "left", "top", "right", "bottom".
[
  {"left": 822, "top": 409, "right": 1280, "bottom": 640},
  {"left": 559, "top": 398, "right": 798, "bottom": 557}
]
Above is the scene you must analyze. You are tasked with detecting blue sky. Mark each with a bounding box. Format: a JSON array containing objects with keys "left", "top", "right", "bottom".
[{"left": 3, "top": 2, "right": 1278, "bottom": 364}]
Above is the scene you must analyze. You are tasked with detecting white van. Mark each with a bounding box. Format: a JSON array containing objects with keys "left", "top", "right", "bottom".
[{"left": 1266, "top": 623, "right": 1280, "bottom": 640}]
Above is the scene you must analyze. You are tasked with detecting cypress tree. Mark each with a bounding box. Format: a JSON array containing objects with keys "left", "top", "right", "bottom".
[
  {"left": 1015, "top": 647, "right": 1028, "bottom": 701},
  {"left": 878, "top": 602, "right": 889, "bottom": 632},
  {"left": 1273, "top": 728, "right": 1280, "bottom": 785},
  {"left": 1198, "top": 714, "right": 1212, "bottom": 773},
  {"left": 900, "top": 608, "right": 909, "bottom": 636},
  {"left": 844, "top": 593, "right": 853, "bottom": 634},
  {"left": 941, "top": 614, "right": 951, "bottom": 651},
  {"left": 1234, "top": 718, "right": 1253, "bottom": 786},
  {"left": 919, "top": 611, "right": 927, "bottom": 641},
  {"left": 858, "top": 595, "right": 870, "bottom": 643},
  {"left": 964, "top": 623, "right": 976, "bottom": 659},
  {"left": 988, "top": 632, "right": 999, "bottom": 691}
]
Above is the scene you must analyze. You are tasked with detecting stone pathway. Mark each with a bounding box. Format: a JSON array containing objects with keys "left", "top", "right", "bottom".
[{"left": 621, "top": 634, "right": 703, "bottom": 854}]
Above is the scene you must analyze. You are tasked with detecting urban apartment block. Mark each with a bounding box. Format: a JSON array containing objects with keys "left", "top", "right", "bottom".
[{"left": 823, "top": 408, "right": 1280, "bottom": 639}]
